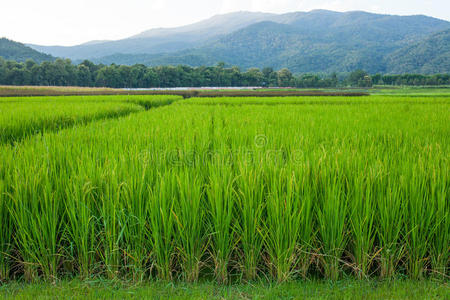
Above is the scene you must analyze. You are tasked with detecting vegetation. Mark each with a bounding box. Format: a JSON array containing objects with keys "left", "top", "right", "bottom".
[
  {"left": 0, "top": 85, "right": 369, "bottom": 97},
  {"left": 0, "top": 95, "right": 448, "bottom": 285},
  {"left": 1, "top": 279, "right": 448, "bottom": 299},
  {"left": 0, "top": 38, "right": 54, "bottom": 64},
  {"left": 154, "top": 18, "right": 449, "bottom": 74},
  {"left": 0, "top": 95, "right": 181, "bottom": 144},
  {"left": 386, "top": 29, "right": 450, "bottom": 74},
  {"left": 179, "top": 95, "right": 450, "bottom": 106},
  {"left": 26, "top": 10, "right": 450, "bottom": 74},
  {"left": 0, "top": 57, "right": 449, "bottom": 89}
]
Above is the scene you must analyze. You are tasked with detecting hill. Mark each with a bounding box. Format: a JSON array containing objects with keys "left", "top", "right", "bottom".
[
  {"left": 0, "top": 38, "right": 55, "bottom": 63},
  {"left": 386, "top": 29, "right": 450, "bottom": 74},
  {"left": 28, "top": 10, "right": 450, "bottom": 73},
  {"left": 28, "top": 12, "right": 278, "bottom": 60}
]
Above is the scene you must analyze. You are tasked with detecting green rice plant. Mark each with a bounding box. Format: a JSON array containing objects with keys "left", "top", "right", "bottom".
[
  {"left": 148, "top": 172, "right": 177, "bottom": 281},
  {"left": 96, "top": 172, "right": 123, "bottom": 279},
  {"left": 0, "top": 177, "right": 13, "bottom": 282},
  {"left": 0, "top": 102, "right": 143, "bottom": 145},
  {"left": 294, "top": 166, "right": 315, "bottom": 279},
  {"left": 128, "top": 96, "right": 180, "bottom": 110},
  {"left": 427, "top": 144, "right": 449, "bottom": 278},
  {"left": 348, "top": 165, "right": 376, "bottom": 279},
  {"left": 119, "top": 163, "right": 154, "bottom": 281},
  {"left": 376, "top": 178, "right": 405, "bottom": 279},
  {"left": 316, "top": 168, "right": 348, "bottom": 281},
  {"left": 0, "top": 95, "right": 447, "bottom": 283},
  {"left": 429, "top": 184, "right": 449, "bottom": 278},
  {"left": 264, "top": 168, "right": 303, "bottom": 282},
  {"left": 206, "top": 164, "right": 236, "bottom": 284},
  {"left": 64, "top": 179, "right": 98, "bottom": 279},
  {"left": 172, "top": 171, "right": 207, "bottom": 282},
  {"left": 9, "top": 165, "right": 63, "bottom": 282},
  {"left": 234, "top": 164, "right": 265, "bottom": 281},
  {"left": 179, "top": 95, "right": 445, "bottom": 107},
  {"left": 403, "top": 155, "right": 439, "bottom": 279},
  {"left": 0, "top": 95, "right": 181, "bottom": 145}
]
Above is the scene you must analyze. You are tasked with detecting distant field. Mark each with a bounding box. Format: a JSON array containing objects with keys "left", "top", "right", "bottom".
[
  {"left": 371, "top": 86, "right": 450, "bottom": 96},
  {"left": 0, "top": 94, "right": 448, "bottom": 297},
  {"left": 1, "top": 84, "right": 450, "bottom": 98},
  {"left": 0, "top": 85, "right": 369, "bottom": 97}
]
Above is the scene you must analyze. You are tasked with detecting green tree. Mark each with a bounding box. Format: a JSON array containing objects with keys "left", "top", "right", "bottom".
[
  {"left": 243, "top": 68, "right": 263, "bottom": 86},
  {"left": 347, "top": 70, "right": 372, "bottom": 87},
  {"left": 277, "top": 68, "right": 294, "bottom": 87},
  {"left": 76, "top": 65, "right": 92, "bottom": 87}
]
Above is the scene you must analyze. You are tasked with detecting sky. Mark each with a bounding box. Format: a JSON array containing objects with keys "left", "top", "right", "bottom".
[{"left": 1, "top": 0, "right": 449, "bottom": 46}]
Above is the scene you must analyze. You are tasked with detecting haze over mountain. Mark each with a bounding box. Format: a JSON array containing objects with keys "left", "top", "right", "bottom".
[{"left": 22, "top": 10, "right": 450, "bottom": 74}]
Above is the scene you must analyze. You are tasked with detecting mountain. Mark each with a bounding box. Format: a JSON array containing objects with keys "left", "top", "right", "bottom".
[
  {"left": 28, "top": 11, "right": 279, "bottom": 60},
  {"left": 28, "top": 10, "right": 450, "bottom": 73},
  {"left": 386, "top": 29, "right": 450, "bottom": 74},
  {"left": 157, "top": 10, "right": 450, "bottom": 73},
  {"left": 130, "top": 11, "right": 276, "bottom": 39},
  {"left": 0, "top": 38, "right": 55, "bottom": 63}
]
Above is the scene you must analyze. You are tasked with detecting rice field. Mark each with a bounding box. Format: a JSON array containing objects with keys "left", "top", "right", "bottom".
[
  {"left": 0, "top": 95, "right": 448, "bottom": 284},
  {"left": 0, "top": 95, "right": 181, "bottom": 145}
]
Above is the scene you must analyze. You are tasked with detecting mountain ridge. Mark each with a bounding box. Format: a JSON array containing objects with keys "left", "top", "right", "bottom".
[
  {"left": 18, "top": 10, "right": 450, "bottom": 74},
  {"left": 0, "top": 38, "right": 55, "bottom": 63}
]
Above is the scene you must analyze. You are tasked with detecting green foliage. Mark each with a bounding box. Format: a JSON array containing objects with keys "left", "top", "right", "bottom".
[
  {"left": 3, "top": 11, "right": 450, "bottom": 75},
  {"left": 1, "top": 56, "right": 449, "bottom": 88},
  {"left": 0, "top": 95, "right": 448, "bottom": 284},
  {"left": 70, "top": 11, "right": 449, "bottom": 75},
  {"left": 1, "top": 279, "right": 448, "bottom": 299},
  {"left": 347, "top": 70, "right": 373, "bottom": 87},
  {"left": 0, "top": 95, "right": 181, "bottom": 145},
  {"left": 387, "top": 29, "right": 450, "bottom": 74},
  {"left": 0, "top": 38, "right": 54, "bottom": 63}
]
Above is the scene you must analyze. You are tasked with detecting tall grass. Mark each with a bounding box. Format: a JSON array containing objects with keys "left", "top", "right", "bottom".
[{"left": 0, "top": 95, "right": 448, "bottom": 283}]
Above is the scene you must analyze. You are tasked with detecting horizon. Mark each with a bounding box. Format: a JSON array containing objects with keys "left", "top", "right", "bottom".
[{"left": 1, "top": 0, "right": 449, "bottom": 46}]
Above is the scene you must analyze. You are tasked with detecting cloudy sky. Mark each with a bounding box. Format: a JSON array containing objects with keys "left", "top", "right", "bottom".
[{"left": 1, "top": 0, "right": 448, "bottom": 46}]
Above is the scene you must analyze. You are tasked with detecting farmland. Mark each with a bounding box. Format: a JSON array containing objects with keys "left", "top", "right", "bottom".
[{"left": 0, "top": 93, "right": 448, "bottom": 297}]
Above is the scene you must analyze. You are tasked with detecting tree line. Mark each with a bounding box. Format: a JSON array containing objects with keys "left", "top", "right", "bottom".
[{"left": 0, "top": 58, "right": 449, "bottom": 88}]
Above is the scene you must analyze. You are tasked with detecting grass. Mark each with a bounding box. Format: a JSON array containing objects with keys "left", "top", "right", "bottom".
[
  {"left": 0, "top": 95, "right": 448, "bottom": 290},
  {"left": 0, "top": 279, "right": 448, "bottom": 299}
]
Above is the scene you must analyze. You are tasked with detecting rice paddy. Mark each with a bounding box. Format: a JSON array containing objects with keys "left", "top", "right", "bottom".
[{"left": 0, "top": 94, "right": 448, "bottom": 284}]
